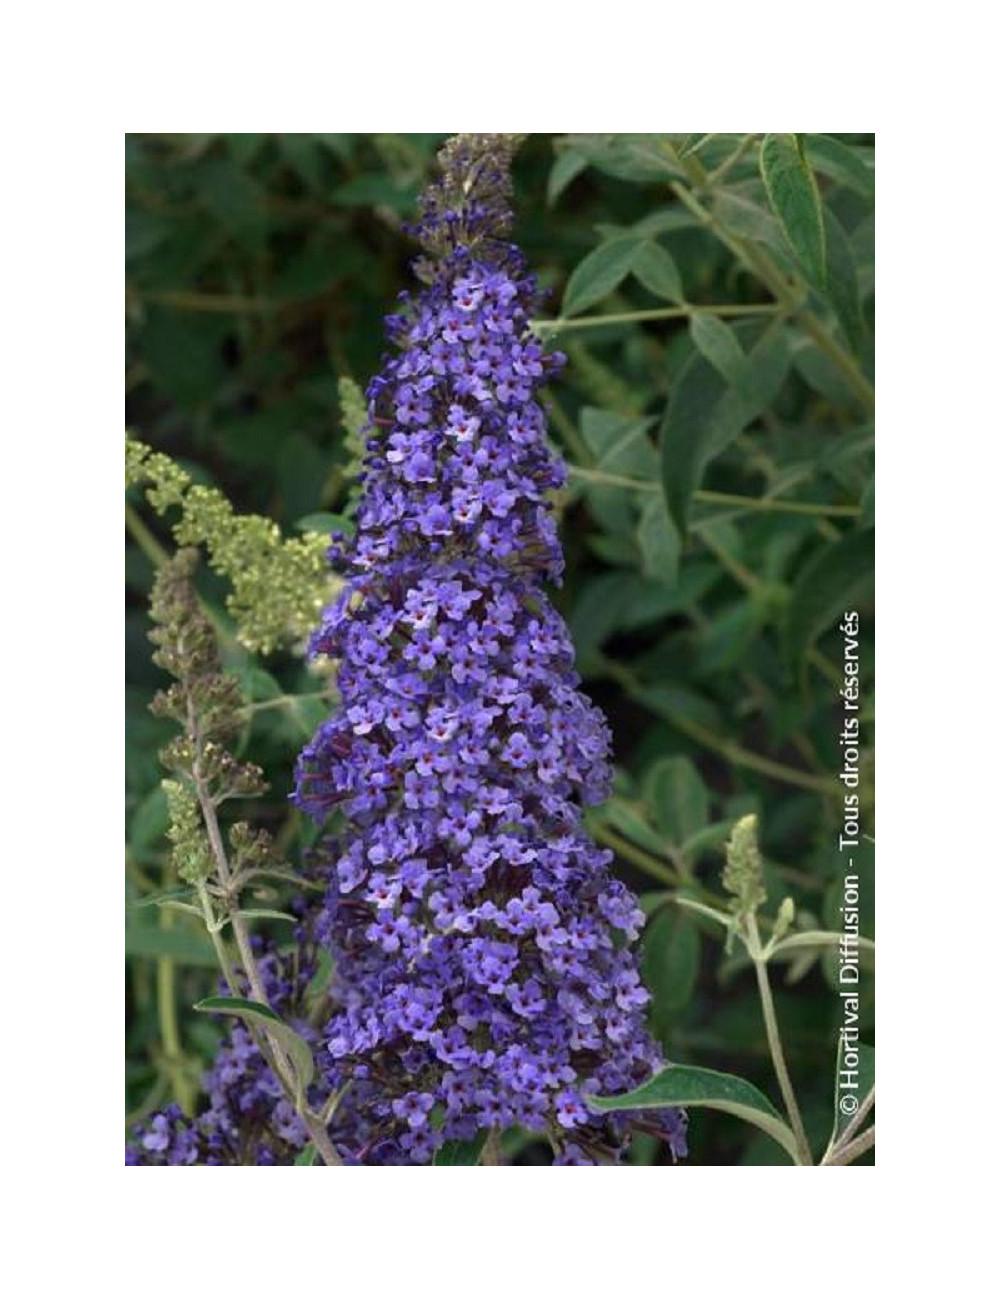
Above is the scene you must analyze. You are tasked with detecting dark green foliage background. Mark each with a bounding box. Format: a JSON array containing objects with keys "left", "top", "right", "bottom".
[{"left": 125, "top": 133, "right": 874, "bottom": 1165}]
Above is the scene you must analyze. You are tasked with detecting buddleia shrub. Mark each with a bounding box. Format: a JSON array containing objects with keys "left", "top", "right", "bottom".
[{"left": 125, "top": 133, "right": 874, "bottom": 1166}]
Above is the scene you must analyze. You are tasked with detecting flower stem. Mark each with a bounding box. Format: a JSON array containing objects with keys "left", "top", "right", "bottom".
[
  {"left": 823, "top": 1124, "right": 874, "bottom": 1166},
  {"left": 533, "top": 302, "right": 782, "bottom": 335},
  {"left": 188, "top": 708, "right": 343, "bottom": 1167},
  {"left": 481, "top": 1128, "right": 503, "bottom": 1166},
  {"left": 821, "top": 1086, "right": 875, "bottom": 1163},
  {"left": 156, "top": 907, "right": 196, "bottom": 1115},
  {"left": 694, "top": 489, "right": 860, "bottom": 519},
  {"left": 125, "top": 499, "right": 169, "bottom": 567},
  {"left": 567, "top": 467, "right": 860, "bottom": 520},
  {"left": 591, "top": 823, "right": 678, "bottom": 886},
  {"left": 125, "top": 499, "right": 236, "bottom": 646},
  {"left": 707, "top": 133, "right": 757, "bottom": 186},
  {"left": 599, "top": 657, "right": 839, "bottom": 797},
  {"left": 239, "top": 691, "right": 335, "bottom": 717},
  {"left": 746, "top": 915, "right": 812, "bottom": 1165}
]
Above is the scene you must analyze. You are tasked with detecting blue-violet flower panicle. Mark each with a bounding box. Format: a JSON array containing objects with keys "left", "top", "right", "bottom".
[{"left": 293, "top": 134, "right": 686, "bottom": 1165}]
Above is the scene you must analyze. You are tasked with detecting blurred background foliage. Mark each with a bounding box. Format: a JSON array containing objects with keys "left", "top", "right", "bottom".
[{"left": 125, "top": 133, "right": 874, "bottom": 1164}]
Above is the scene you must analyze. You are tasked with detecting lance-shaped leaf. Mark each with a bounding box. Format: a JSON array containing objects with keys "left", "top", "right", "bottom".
[
  {"left": 587, "top": 1063, "right": 800, "bottom": 1162},
  {"left": 821, "top": 206, "right": 865, "bottom": 355},
  {"left": 630, "top": 240, "right": 683, "bottom": 303},
  {"left": 194, "top": 995, "right": 315, "bottom": 1097},
  {"left": 689, "top": 313, "right": 746, "bottom": 387},
  {"left": 661, "top": 326, "right": 789, "bottom": 537},
  {"left": 761, "top": 134, "right": 827, "bottom": 288},
  {"left": 642, "top": 908, "right": 700, "bottom": 1034},
  {"left": 125, "top": 926, "right": 219, "bottom": 967},
  {"left": 562, "top": 237, "right": 641, "bottom": 316},
  {"left": 548, "top": 150, "right": 589, "bottom": 205},
  {"left": 784, "top": 527, "right": 874, "bottom": 674},
  {"left": 644, "top": 755, "right": 710, "bottom": 847},
  {"left": 804, "top": 135, "right": 875, "bottom": 201}
]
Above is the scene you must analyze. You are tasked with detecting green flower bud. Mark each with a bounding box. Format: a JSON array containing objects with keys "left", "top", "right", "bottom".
[
  {"left": 722, "top": 814, "right": 767, "bottom": 919},
  {"left": 126, "top": 434, "right": 336, "bottom": 654},
  {"left": 163, "top": 779, "right": 213, "bottom": 884},
  {"left": 773, "top": 895, "right": 796, "bottom": 942}
]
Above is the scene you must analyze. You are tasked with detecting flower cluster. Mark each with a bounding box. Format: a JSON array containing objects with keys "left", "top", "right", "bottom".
[
  {"left": 127, "top": 135, "right": 684, "bottom": 1167},
  {"left": 126, "top": 437, "right": 334, "bottom": 655},
  {"left": 127, "top": 941, "right": 362, "bottom": 1165},
  {"left": 292, "top": 135, "right": 683, "bottom": 1164}
]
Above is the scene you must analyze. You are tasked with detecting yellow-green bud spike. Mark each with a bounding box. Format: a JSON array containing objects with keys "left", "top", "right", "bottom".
[{"left": 722, "top": 813, "right": 767, "bottom": 918}]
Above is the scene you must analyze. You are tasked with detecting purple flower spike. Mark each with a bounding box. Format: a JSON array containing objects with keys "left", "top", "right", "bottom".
[
  {"left": 293, "top": 134, "right": 680, "bottom": 1166},
  {"left": 126, "top": 136, "right": 684, "bottom": 1169}
]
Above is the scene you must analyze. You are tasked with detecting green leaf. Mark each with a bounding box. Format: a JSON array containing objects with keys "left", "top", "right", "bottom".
[
  {"left": 294, "top": 512, "right": 354, "bottom": 536},
  {"left": 804, "top": 135, "right": 875, "bottom": 201},
  {"left": 587, "top": 1064, "right": 799, "bottom": 1163},
  {"left": 128, "top": 786, "right": 169, "bottom": 861},
  {"left": 630, "top": 241, "right": 683, "bottom": 303},
  {"left": 580, "top": 408, "right": 658, "bottom": 477},
  {"left": 821, "top": 207, "right": 865, "bottom": 354},
  {"left": 628, "top": 209, "right": 700, "bottom": 239},
  {"left": 635, "top": 684, "right": 724, "bottom": 735},
  {"left": 232, "top": 664, "right": 283, "bottom": 702},
  {"left": 760, "top": 134, "right": 827, "bottom": 288},
  {"left": 569, "top": 573, "right": 691, "bottom": 665},
  {"left": 697, "top": 596, "right": 769, "bottom": 674},
  {"left": 675, "top": 134, "right": 713, "bottom": 160},
  {"left": 229, "top": 909, "right": 298, "bottom": 926},
  {"left": 124, "top": 926, "right": 219, "bottom": 967},
  {"left": 602, "top": 798, "right": 667, "bottom": 856},
  {"left": 644, "top": 755, "right": 709, "bottom": 846},
  {"left": 196, "top": 161, "right": 269, "bottom": 252},
  {"left": 642, "top": 907, "right": 700, "bottom": 1029},
  {"left": 661, "top": 324, "right": 790, "bottom": 537},
  {"left": 563, "top": 237, "right": 641, "bottom": 317},
  {"left": 548, "top": 150, "right": 588, "bottom": 205},
  {"left": 333, "top": 174, "right": 418, "bottom": 211},
  {"left": 784, "top": 528, "right": 874, "bottom": 672},
  {"left": 636, "top": 496, "right": 680, "bottom": 586},
  {"left": 125, "top": 208, "right": 171, "bottom": 262},
  {"left": 720, "top": 323, "right": 790, "bottom": 422},
  {"left": 712, "top": 188, "right": 786, "bottom": 256},
  {"left": 433, "top": 1131, "right": 489, "bottom": 1166},
  {"left": 140, "top": 309, "right": 229, "bottom": 408},
  {"left": 289, "top": 694, "right": 331, "bottom": 738},
  {"left": 294, "top": 1143, "right": 318, "bottom": 1166},
  {"left": 682, "top": 820, "right": 735, "bottom": 860},
  {"left": 689, "top": 314, "right": 746, "bottom": 386},
  {"left": 227, "top": 134, "right": 266, "bottom": 168},
  {"left": 194, "top": 996, "right": 315, "bottom": 1097},
  {"left": 832, "top": 1041, "right": 874, "bottom": 1142},
  {"left": 639, "top": 890, "right": 670, "bottom": 917},
  {"left": 562, "top": 134, "right": 683, "bottom": 184},
  {"left": 315, "top": 134, "right": 355, "bottom": 162},
  {"left": 157, "top": 900, "right": 205, "bottom": 920},
  {"left": 129, "top": 885, "right": 194, "bottom": 910},
  {"left": 660, "top": 353, "right": 729, "bottom": 539},
  {"left": 740, "top": 1129, "right": 794, "bottom": 1166},
  {"left": 279, "top": 135, "right": 323, "bottom": 191}
]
